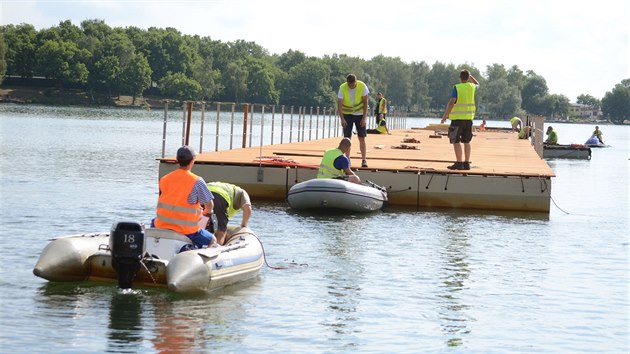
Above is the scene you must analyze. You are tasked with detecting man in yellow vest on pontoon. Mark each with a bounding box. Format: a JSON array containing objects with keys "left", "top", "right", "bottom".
[
  {"left": 337, "top": 74, "right": 370, "bottom": 168},
  {"left": 441, "top": 69, "right": 479, "bottom": 171}
]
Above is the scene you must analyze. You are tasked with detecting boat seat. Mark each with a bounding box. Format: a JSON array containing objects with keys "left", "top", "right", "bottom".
[
  {"left": 145, "top": 228, "right": 192, "bottom": 260},
  {"left": 145, "top": 228, "right": 193, "bottom": 243}
]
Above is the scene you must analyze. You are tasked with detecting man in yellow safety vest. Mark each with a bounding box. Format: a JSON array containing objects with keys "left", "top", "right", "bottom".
[{"left": 440, "top": 69, "right": 479, "bottom": 171}]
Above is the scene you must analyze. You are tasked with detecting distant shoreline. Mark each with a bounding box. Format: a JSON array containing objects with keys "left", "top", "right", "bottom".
[{"left": 0, "top": 85, "right": 616, "bottom": 125}]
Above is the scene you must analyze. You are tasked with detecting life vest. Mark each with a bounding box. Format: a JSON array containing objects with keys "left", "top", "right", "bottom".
[
  {"left": 376, "top": 97, "right": 388, "bottom": 114},
  {"left": 510, "top": 117, "right": 521, "bottom": 126},
  {"left": 207, "top": 182, "right": 239, "bottom": 218},
  {"left": 376, "top": 116, "right": 387, "bottom": 134},
  {"left": 155, "top": 169, "right": 201, "bottom": 234},
  {"left": 340, "top": 81, "right": 366, "bottom": 115},
  {"left": 317, "top": 148, "right": 345, "bottom": 179},
  {"left": 449, "top": 83, "right": 476, "bottom": 120}
]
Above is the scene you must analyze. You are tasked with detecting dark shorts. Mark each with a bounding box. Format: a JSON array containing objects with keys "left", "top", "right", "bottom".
[
  {"left": 343, "top": 114, "right": 367, "bottom": 138},
  {"left": 448, "top": 120, "right": 473, "bottom": 143},
  {"left": 211, "top": 192, "right": 230, "bottom": 232}
]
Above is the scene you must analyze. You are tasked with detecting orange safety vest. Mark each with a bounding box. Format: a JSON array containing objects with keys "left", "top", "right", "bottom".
[{"left": 154, "top": 169, "right": 202, "bottom": 234}]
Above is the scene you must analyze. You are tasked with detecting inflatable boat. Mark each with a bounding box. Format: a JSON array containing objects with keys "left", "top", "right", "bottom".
[
  {"left": 543, "top": 144, "right": 592, "bottom": 160},
  {"left": 33, "top": 221, "right": 264, "bottom": 293},
  {"left": 287, "top": 178, "right": 388, "bottom": 212}
]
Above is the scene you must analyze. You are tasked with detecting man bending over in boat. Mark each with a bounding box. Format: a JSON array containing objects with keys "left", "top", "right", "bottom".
[
  {"left": 154, "top": 146, "right": 216, "bottom": 248},
  {"left": 317, "top": 137, "right": 361, "bottom": 184},
  {"left": 206, "top": 182, "right": 252, "bottom": 245}
]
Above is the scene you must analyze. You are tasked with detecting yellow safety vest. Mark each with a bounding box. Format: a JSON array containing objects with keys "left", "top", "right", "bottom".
[
  {"left": 207, "top": 182, "right": 238, "bottom": 218},
  {"left": 340, "top": 81, "right": 366, "bottom": 115},
  {"left": 376, "top": 116, "right": 387, "bottom": 134},
  {"left": 317, "top": 148, "right": 345, "bottom": 179},
  {"left": 510, "top": 117, "right": 521, "bottom": 126},
  {"left": 449, "top": 83, "right": 476, "bottom": 120},
  {"left": 377, "top": 97, "right": 388, "bottom": 114}
]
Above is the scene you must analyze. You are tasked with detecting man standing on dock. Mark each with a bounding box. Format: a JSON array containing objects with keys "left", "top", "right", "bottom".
[
  {"left": 374, "top": 92, "right": 388, "bottom": 125},
  {"left": 338, "top": 74, "right": 370, "bottom": 168},
  {"left": 441, "top": 69, "right": 479, "bottom": 170}
]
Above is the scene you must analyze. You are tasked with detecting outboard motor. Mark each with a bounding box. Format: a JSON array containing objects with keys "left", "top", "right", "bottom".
[{"left": 109, "top": 221, "right": 146, "bottom": 289}]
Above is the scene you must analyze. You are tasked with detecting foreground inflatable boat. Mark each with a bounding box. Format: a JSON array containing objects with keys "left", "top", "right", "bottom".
[
  {"left": 287, "top": 178, "right": 388, "bottom": 212},
  {"left": 33, "top": 222, "right": 264, "bottom": 293}
]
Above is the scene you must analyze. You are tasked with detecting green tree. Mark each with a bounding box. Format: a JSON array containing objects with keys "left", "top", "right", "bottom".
[
  {"left": 275, "top": 49, "right": 306, "bottom": 72},
  {"left": 91, "top": 55, "right": 121, "bottom": 96},
  {"left": 191, "top": 56, "right": 221, "bottom": 101},
  {"left": 120, "top": 53, "right": 152, "bottom": 104},
  {"left": 576, "top": 94, "right": 601, "bottom": 108},
  {"left": 484, "top": 78, "right": 522, "bottom": 118},
  {"left": 601, "top": 79, "right": 630, "bottom": 124},
  {"left": 0, "top": 24, "right": 38, "bottom": 77},
  {"left": 0, "top": 34, "right": 6, "bottom": 83},
  {"left": 244, "top": 57, "right": 279, "bottom": 104},
  {"left": 35, "top": 39, "right": 90, "bottom": 92},
  {"left": 158, "top": 72, "right": 202, "bottom": 102},
  {"left": 427, "top": 61, "right": 457, "bottom": 110},
  {"left": 409, "top": 61, "right": 431, "bottom": 112},
  {"left": 521, "top": 71, "right": 549, "bottom": 114},
  {"left": 282, "top": 59, "right": 333, "bottom": 108},
  {"left": 221, "top": 60, "right": 248, "bottom": 102}
]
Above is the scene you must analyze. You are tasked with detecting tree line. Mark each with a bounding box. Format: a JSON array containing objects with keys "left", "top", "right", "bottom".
[{"left": 0, "top": 19, "right": 628, "bottom": 123}]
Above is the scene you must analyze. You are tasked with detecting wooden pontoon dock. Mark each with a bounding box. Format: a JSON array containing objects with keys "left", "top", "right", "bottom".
[{"left": 159, "top": 123, "right": 555, "bottom": 213}]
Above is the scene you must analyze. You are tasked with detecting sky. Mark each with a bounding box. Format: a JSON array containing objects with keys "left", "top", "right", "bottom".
[{"left": 1, "top": 0, "right": 629, "bottom": 102}]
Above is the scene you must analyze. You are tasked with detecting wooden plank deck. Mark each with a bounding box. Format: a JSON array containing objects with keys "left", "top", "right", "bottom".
[{"left": 158, "top": 125, "right": 555, "bottom": 212}]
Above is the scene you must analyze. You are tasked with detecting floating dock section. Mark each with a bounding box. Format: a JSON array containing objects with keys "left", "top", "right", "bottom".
[{"left": 159, "top": 122, "right": 555, "bottom": 213}]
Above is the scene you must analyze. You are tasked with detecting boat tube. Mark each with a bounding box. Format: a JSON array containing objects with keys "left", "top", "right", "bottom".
[{"left": 287, "top": 178, "right": 388, "bottom": 212}]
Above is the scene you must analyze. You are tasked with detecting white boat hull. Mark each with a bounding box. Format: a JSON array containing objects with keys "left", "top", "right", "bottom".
[
  {"left": 33, "top": 226, "right": 263, "bottom": 293},
  {"left": 287, "top": 178, "right": 387, "bottom": 212}
]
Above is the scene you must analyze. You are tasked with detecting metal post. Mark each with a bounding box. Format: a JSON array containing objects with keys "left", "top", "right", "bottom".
[
  {"left": 229, "top": 103, "right": 235, "bottom": 150},
  {"left": 308, "top": 106, "right": 313, "bottom": 141},
  {"left": 199, "top": 102, "right": 206, "bottom": 153},
  {"left": 181, "top": 103, "right": 187, "bottom": 145},
  {"left": 248, "top": 104, "right": 254, "bottom": 148},
  {"left": 315, "top": 106, "right": 320, "bottom": 140},
  {"left": 161, "top": 101, "right": 168, "bottom": 158},
  {"left": 296, "top": 106, "right": 301, "bottom": 142},
  {"left": 215, "top": 102, "right": 221, "bottom": 152},
  {"left": 242, "top": 103, "right": 248, "bottom": 148},
  {"left": 289, "top": 106, "right": 294, "bottom": 143},
  {"left": 280, "top": 105, "right": 285, "bottom": 144},
  {"left": 270, "top": 105, "right": 275, "bottom": 145},
  {"left": 260, "top": 105, "right": 265, "bottom": 148},
  {"left": 185, "top": 101, "right": 193, "bottom": 146}
]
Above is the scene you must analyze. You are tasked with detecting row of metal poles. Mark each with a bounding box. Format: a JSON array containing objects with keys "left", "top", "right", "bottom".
[{"left": 161, "top": 101, "right": 407, "bottom": 157}]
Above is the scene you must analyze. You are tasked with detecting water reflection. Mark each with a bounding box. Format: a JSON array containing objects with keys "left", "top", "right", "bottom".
[
  {"left": 107, "top": 291, "right": 145, "bottom": 352},
  {"left": 437, "top": 223, "right": 472, "bottom": 347},
  {"left": 316, "top": 214, "right": 368, "bottom": 349}
]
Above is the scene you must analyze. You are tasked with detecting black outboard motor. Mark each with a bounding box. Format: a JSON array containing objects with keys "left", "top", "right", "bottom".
[{"left": 109, "top": 221, "right": 146, "bottom": 289}]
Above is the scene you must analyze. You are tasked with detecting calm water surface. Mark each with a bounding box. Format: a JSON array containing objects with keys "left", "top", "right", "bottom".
[{"left": 0, "top": 104, "right": 628, "bottom": 353}]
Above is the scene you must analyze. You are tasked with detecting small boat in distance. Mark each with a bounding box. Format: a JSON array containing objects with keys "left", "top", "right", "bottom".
[
  {"left": 33, "top": 221, "right": 264, "bottom": 293},
  {"left": 287, "top": 178, "right": 388, "bottom": 212},
  {"left": 543, "top": 144, "right": 592, "bottom": 160},
  {"left": 585, "top": 135, "right": 608, "bottom": 148}
]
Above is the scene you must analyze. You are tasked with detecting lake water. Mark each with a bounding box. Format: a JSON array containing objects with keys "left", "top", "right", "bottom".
[{"left": 0, "top": 104, "right": 628, "bottom": 353}]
